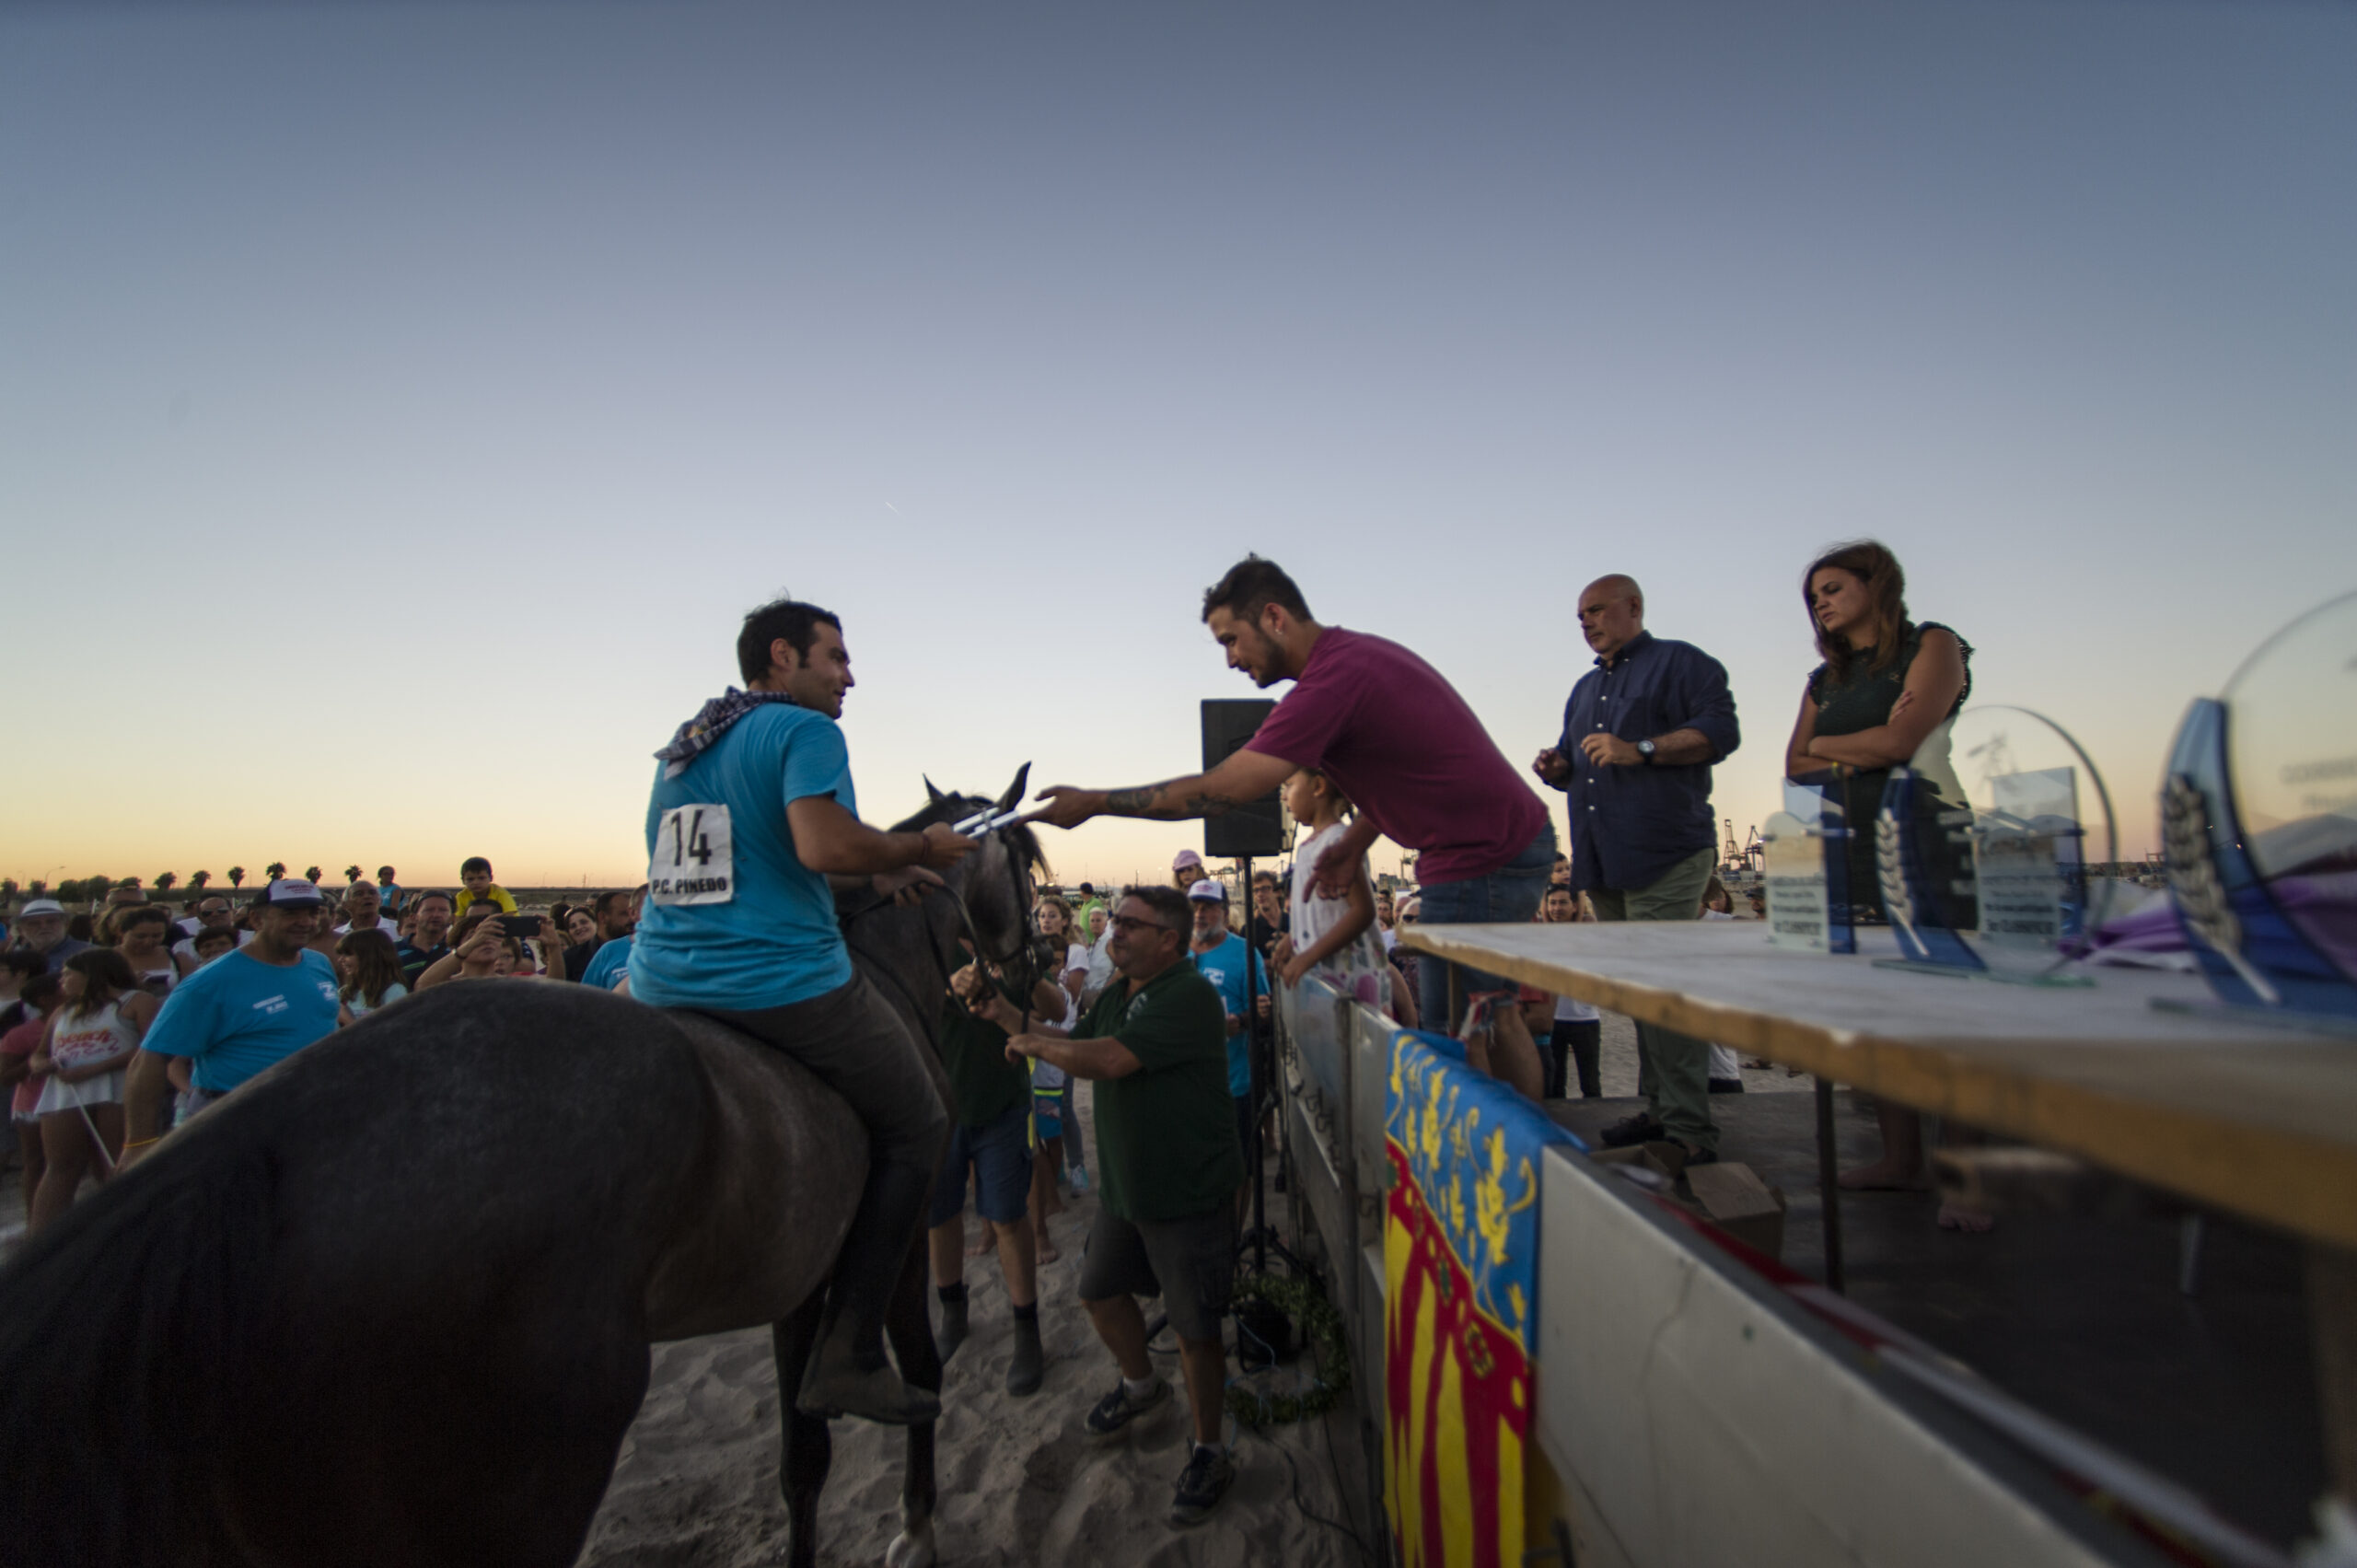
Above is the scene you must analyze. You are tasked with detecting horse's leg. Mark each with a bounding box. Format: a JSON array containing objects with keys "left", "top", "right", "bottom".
[
  {"left": 882, "top": 1239, "right": 942, "bottom": 1568},
  {"left": 772, "top": 1301, "right": 832, "bottom": 1568}
]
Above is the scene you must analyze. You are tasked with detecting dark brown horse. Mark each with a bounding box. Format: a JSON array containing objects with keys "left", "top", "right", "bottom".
[{"left": 0, "top": 774, "right": 1042, "bottom": 1568}]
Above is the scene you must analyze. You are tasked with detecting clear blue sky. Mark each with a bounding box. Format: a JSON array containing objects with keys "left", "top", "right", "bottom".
[{"left": 6, "top": 0, "right": 2352, "bottom": 889}]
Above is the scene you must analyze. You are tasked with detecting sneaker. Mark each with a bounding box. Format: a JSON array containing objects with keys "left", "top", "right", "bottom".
[
  {"left": 1085, "top": 1376, "right": 1171, "bottom": 1436},
  {"left": 1673, "top": 1141, "right": 1720, "bottom": 1167},
  {"left": 1169, "top": 1444, "right": 1237, "bottom": 1527},
  {"left": 1598, "top": 1112, "right": 1664, "bottom": 1148},
  {"left": 1069, "top": 1166, "right": 1091, "bottom": 1195}
]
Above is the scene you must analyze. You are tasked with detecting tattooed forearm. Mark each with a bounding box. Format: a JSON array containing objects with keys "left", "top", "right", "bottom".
[
  {"left": 1100, "top": 778, "right": 1225, "bottom": 820},
  {"left": 1101, "top": 780, "right": 1186, "bottom": 819}
]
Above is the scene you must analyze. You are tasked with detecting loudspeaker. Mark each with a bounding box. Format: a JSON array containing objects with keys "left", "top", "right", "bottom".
[{"left": 1201, "top": 699, "right": 1287, "bottom": 859}]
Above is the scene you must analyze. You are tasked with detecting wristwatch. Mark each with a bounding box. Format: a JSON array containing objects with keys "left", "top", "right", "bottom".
[{"left": 1635, "top": 739, "right": 1657, "bottom": 765}]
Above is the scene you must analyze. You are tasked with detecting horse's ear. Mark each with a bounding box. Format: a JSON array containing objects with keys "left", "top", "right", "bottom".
[
  {"left": 924, "top": 776, "right": 947, "bottom": 806},
  {"left": 996, "top": 763, "right": 1031, "bottom": 814}
]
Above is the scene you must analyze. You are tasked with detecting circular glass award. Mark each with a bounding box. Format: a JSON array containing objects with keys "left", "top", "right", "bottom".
[
  {"left": 1882, "top": 704, "right": 2118, "bottom": 980},
  {"left": 2219, "top": 589, "right": 2357, "bottom": 983}
]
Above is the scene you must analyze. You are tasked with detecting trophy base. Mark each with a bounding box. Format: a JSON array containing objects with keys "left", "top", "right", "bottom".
[
  {"left": 2149, "top": 995, "right": 2357, "bottom": 1040},
  {"left": 1871, "top": 958, "right": 2096, "bottom": 989}
]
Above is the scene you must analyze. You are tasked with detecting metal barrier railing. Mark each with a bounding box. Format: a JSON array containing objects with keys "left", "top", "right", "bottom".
[{"left": 1273, "top": 975, "right": 1396, "bottom": 1549}]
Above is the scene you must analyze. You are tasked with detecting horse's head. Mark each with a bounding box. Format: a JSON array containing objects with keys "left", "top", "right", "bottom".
[{"left": 900, "top": 764, "right": 1046, "bottom": 966}]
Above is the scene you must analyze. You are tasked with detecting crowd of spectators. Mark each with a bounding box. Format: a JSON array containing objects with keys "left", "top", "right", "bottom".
[{"left": 0, "top": 860, "right": 648, "bottom": 1234}]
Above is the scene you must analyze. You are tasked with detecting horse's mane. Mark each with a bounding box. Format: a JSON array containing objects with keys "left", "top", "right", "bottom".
[{"left": 887, "top": 793, "right": 1052, "bottom": 885}]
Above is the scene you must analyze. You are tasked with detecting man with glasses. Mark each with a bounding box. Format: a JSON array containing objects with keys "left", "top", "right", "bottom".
[
  {"left": 996, "top": 885, "right": 1244, "bottom": 1528},
  {"left": 4, "top": 900, "right": 88, "bottom": 976},
  {"left": 171, "top": 896, "right": 250, "bottom": 977}
]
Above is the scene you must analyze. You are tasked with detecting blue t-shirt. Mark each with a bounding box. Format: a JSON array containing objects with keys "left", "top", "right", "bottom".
[
  {"left": 1190, "top": 930, "right": 1266, "bottom": 1098},
  {"left": 627, "top": 703, "right": 858, "bottom": 1012},
  {"left": 581, "top": 935, "right": 633, "bottom": 991},
  {"left": 143, "top": 947, "right": 343, "bottom": 1092}
]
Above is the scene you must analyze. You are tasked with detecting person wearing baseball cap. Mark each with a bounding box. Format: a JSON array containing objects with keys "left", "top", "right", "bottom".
[
  {"left": 122, "top": 879, "right": 349, "bottom": 1163},
  {"left": 4, "top": 900, "right": 88, "bottom": 976},
  {"left": 1171, "top": 849, "right": 1206, "bottom": 891},
  {"left": 1181, "top": 878, "right": 1266, "bottom": 1218}
]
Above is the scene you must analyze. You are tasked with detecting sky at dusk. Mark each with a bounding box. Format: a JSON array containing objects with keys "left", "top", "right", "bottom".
[{"left": 5, "top": 0, "right": 2352, "bottom": 892}]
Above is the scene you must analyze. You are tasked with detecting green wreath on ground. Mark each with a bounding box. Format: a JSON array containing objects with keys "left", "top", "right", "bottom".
[{"left": 1225, "top": 1271, "right": 1353, "bottom": 1426}]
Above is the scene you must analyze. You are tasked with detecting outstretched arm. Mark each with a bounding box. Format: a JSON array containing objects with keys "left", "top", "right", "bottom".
[
  {"left": 788, "top": 795, "right": 975, "bottom": 875},
  {"left": 1033, "top": 746, "right": 1295, "bottom": 828}
]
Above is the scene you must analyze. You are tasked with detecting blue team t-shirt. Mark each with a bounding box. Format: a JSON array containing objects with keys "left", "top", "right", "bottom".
[
  {"left": 143, "top": 947, "right": 343, "bottom": 1092},
  {"left": 1190, "top": 930, "right": 1266, "bottom": 1098},
  {"left": 627, "top": 703, "right": 857, "bottom": 1012},
  {"left": 581, "top": 935, "right": 633, "bottom": 991}
]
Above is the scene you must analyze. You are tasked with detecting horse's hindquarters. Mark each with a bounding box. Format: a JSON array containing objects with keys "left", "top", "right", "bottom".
[{"left": 644, "top": 1016, "right": 868, "bottom": 1340}]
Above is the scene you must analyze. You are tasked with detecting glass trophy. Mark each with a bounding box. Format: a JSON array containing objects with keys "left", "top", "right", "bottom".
[
  {"left": 2158, "top": 589, "right": 2357, "bottom": 1030},
  {"left": 1763, "top": 775, "right": 1855, "bottom": 954},
  {"left": 1874, "top": 705, "right": 2116, "bottom": 984}
]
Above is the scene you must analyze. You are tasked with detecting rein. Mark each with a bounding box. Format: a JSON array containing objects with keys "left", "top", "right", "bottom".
[{"left": 839, "top": 819, "right": 1038, "bottom": 1040}]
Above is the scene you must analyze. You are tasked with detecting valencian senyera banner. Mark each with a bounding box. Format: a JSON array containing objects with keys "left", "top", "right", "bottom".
[{"left": 1384, "top": 1028, "right": 1575, "bottom": 1568}]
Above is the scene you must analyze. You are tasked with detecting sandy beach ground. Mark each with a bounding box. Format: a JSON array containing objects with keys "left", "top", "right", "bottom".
[
  {"left": 572, "top": 1014, "right": 1801, "bottom": 1568},
  {"left": 576, "top": 1084, "right": 1376, "bottom": 1568}
]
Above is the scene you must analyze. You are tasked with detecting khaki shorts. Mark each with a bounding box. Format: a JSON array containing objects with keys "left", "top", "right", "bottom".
[{"left": 1077, "top": 1202, "right": 1237, "bottom": 1343}]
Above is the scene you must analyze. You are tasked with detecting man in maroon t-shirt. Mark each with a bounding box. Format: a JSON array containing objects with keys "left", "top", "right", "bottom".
[{"left": 1036, "top": 556, "right": 1556, "bottom": 1098}]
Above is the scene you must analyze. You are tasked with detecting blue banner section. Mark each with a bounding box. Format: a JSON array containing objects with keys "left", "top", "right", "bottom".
[{"left": 1384, "top": 1028, "right": 1577, "bottom": 1348}]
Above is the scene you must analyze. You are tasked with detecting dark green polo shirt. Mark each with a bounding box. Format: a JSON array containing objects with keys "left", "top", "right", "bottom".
[
  {"left": 1076, "top": 960, "right": 1242, "bottom": 1224},
  {"left": 937, "top": 1001, "right": 1030, "bottom": 1130}
]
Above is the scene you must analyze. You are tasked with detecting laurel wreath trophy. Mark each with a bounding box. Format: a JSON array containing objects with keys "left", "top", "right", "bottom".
[{"left": 2153, "top": 589, "right": 2357, "bottom": 1030}]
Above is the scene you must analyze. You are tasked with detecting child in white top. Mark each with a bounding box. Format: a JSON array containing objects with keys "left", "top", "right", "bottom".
[{"left": 1273, "top": 769, "right": 1395, "bottom": 1014}]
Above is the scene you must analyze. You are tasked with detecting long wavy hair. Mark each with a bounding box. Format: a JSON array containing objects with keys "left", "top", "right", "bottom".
[
  {"left": 62, "top": 947, "right": 136, "bottom": 1022},
  {"left": 337, "top": 929, "right": 406, "bottom": 1009},
  {"left": 1804, "top": 539, "right": 1910, "bottom": 685}
]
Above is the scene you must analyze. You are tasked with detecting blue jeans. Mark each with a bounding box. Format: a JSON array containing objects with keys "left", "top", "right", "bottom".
[{"left": 1414, "top": 825, "right": 1558, "bottom": 1032}]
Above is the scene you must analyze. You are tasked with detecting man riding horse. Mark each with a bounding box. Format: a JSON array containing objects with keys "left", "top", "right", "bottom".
[{"left": 628, "top": 595, "right": 975, "bottom": 1425}]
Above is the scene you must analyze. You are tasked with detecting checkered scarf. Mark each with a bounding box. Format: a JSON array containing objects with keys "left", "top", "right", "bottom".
[{"left": 655, "top": 687, "right": 798, "bottom": 780}]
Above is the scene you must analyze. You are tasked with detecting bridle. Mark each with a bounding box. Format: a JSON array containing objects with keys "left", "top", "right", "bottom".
[{"left": 841, "top": 810, "right": 1040, "bottom": 1040}]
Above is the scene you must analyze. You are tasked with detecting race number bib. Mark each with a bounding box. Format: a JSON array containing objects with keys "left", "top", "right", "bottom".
[{"left": 650, "top": 804, "right": 736, "bottom": 905}]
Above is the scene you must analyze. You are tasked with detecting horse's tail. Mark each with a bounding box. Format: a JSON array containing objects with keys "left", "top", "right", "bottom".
[{"left": 0, "top": 1116, "right": 280, "bottom": 1567}]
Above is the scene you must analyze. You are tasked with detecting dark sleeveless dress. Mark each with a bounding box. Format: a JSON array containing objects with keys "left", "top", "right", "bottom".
[{"left": 1806, "top": 621, "right": 1973, "bottom": 921}]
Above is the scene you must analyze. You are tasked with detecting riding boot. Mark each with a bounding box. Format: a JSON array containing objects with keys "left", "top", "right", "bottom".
[
  {"left": 1005, "top": 1303, "right": 1044, "bottom": 1398},
  {"left": 797, "top": 1161, "right": 943, "bottom": 1425}
]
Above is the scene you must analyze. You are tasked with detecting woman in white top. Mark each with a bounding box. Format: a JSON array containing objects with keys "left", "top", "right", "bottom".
[
  {"left": 335, "top": 928, "right": 412, "bottom": 1018},
  {"left": 1272, "top": 769, "right": 1401, "bottom": 1016},
  {"left": 27, "top": 947, "right": 156, "bottom": 1230},
  {"left": 1536, "top": 886, "right": 1604, "bottom": 1098},
  {"left": 1028, "top": 895, "right": 1088, "bottom": 1231}
]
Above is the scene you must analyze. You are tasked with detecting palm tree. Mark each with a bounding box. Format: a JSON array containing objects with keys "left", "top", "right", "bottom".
[
  {"left": 226, "top": 867, "right": 246, "bottom": 889},
  {"left": 264, "top": 862, "right": 286, "bottom": 882},
  {"left": 189, "top": 870, "right": 211, "bottom": 891},
  {"left": 343, "top": 864, "right": 363, "bottom": 884},
  {"left": 155, "top": 872, "right": 179, "bottom": 894},
  {"left": 303, "top": 865, "right": 323, "bottom": 886}
]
